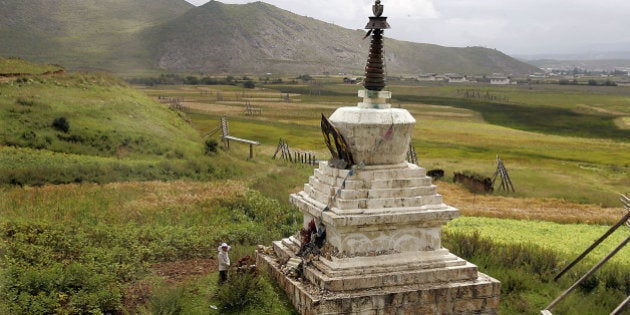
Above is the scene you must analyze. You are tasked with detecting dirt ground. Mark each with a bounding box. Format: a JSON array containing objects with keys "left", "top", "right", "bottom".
[{"left": 122, "top": 258, "right": 218, "bottom": 313}]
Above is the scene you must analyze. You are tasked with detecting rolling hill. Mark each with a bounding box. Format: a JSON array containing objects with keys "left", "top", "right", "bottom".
[
  {"left": 0, "top": 57, "right": 213, "bottom": 185},
  {"left": 0, "top": 0, "right": 193, "bottom": 73},
  {"left": 0, "top": 0, "right": 539, "bottom": 75}
]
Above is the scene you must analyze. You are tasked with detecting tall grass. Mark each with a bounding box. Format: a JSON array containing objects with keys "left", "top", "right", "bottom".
[
  {"left": 445, "top": 216, "right": 629, "bottom": 266},
  {"left": 2, "top": 179, "right": 626, "bottom": 314},
  {"left": 0, "top": 146, "right": 222, "bottom": 186},
  {"left": 443, "top": 230, "right": 630, "bottom": 314},
  {"left": 0, "top": 180, "right": 297, "bottom": 314}
]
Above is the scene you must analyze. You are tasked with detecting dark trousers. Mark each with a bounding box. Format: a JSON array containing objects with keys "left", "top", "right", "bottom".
[{"left": 219, "top": 270, "right": 228, "bottom": 284}]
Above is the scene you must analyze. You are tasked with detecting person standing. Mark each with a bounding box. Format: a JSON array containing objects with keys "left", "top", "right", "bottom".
[{"left": 218, "top": 243, "right": 231, "bottom": 284}]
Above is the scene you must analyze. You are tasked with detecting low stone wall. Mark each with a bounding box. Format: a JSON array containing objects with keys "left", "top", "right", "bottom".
[{"left": 256, "top": 251, "right": 500, "bottom": 315}]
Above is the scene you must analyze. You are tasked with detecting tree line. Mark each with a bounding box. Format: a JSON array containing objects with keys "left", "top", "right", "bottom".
[{"left": 126, "top": 74, "right": 311, "bottom": 87}]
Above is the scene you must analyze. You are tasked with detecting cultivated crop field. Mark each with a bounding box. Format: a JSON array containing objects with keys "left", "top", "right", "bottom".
[{"left": 1, "top": 68, "right": 628, "bottom": 314}]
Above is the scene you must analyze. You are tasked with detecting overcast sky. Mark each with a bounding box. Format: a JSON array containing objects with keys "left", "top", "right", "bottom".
[{"left": 185, "top": 0, "right": 630, "bottom": 57}]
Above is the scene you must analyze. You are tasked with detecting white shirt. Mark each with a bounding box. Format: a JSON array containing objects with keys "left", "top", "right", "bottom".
[{"left": 218, "top": 250, "right": 230, "bottom": 271}]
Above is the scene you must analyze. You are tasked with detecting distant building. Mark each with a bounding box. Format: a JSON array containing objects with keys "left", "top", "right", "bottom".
[
  {"left": 446, "top": 74, "right": 467, "bottom": 83},
  {"left": 417, "top": 73, "right": 437, "bottom": 81},
  {"left": 343, "top": 77, "right": 359, "bottom": 84},
  {"left": 616, "top": 81, "right": 630, "bottom": 87},
  {"left": 489, "top": 75, "right": 511, "bottom": 85},
  {"left": 529, "top": 73, "right": 547, "bottom": 79}
]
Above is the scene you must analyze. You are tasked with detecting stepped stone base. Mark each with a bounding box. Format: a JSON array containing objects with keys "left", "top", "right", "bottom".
[
  {"left": 263, "top": 160, "right": 502, "bottom": 314},
  {"left": 256, "top": 248, "right": 500, "bottom": 315}
]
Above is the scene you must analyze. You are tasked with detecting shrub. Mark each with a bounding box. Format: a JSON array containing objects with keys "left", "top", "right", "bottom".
[
  {"left": 601, "top": 264, "right": 630, "bottom": 292},
  {"left": 243, "top": 80, "right": 255, "bottom": 89},
  {"left": 216, "top": 269, "right": 264, "bottom": 312},
  {"left": 578, "top": 274, "right": 600, "bottom": 293},
  {"left": 604, "top": 79, "right": 617, "bottom": 86},
  {"left": 52, "top": 116, "right": 70, "bottom": 133},
  {"left": 149, "top": 286, "right": 186, "bottom": 315},
  {"left": 184, "top": 76, "right": 199, "bottom": 85},
  {"left": 297, "top": 74, "right": 312, "bottom": 82},
  {"left": 205, "top": 139, "right": 218, "bottom": 154},
  {"left": 501, "top": 269, "right": 529, "bottom": 294}
]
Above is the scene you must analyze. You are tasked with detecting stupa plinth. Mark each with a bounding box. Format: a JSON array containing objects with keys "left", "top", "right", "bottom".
[{"left": 256, "top": 1, "right": 500, "bottom": 313}]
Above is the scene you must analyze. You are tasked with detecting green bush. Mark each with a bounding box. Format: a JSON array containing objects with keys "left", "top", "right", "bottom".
[
  {"left": 216, "top": 271, "right": 264, "bottom": 313},
  {"left": 0, "top": 220, "right": 222, "bottom": 314},
  {"left": 0, "top": 263, "right": 122, "bottom": 314},
  {"left": 205, "top": 139, "right": 218, "bottom": 154},
  {"left": 224, "top": 190, "right": 295, "bottom": 243},
  {"left": 243, "top": 80, "right": 255, "bottom": 89},
  {"left": 578, "top": 274, "right": 600, "bottom": 293},
  {"left": 52, "top": 117, "right": 70, "bottom": 133},
  {"left": 149, "top": 286, "right": 186, "bottom": 315}
]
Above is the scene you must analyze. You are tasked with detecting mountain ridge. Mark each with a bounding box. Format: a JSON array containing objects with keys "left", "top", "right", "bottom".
[{"left": 0, "top": 0, "right": 539, "bottom": 75}]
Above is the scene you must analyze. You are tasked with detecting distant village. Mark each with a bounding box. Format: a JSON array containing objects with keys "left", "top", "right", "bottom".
[{"left": 343, "top": 68, "right": 630, "bottom": 87}]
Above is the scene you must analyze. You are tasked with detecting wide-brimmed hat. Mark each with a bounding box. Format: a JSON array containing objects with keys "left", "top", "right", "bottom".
[{"left": 218, "top": 243, "right": 231, "bottom": 251}]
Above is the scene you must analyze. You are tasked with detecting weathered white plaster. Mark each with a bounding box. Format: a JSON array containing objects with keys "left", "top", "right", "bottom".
[{"left": 329, "top": 107, "right": 415, "bottom": 165}]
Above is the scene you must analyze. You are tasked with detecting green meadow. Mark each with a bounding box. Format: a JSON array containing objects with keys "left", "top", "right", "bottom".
[
  {"left": 142, "top": 79, "right": 629, "bottom": 207},
  {"left": 0, "top": 65, "right": 628, "bottom": 314}
]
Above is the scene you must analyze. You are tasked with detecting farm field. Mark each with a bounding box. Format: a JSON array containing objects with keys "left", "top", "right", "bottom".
[
  {"left": 138, "top": 81, "right": 629, "bottom": 207},
  {"left": 1, "top": 67, "right": 628, "bottom": 314}
]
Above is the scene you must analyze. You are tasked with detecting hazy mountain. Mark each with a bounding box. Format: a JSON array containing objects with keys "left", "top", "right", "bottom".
[
  {"left": 147, "top": 1, "right": 539, "bottom": 75},
  {"left": 0, "top": 0, "right": 539, "bottom": 75},
  {"left": 0, "top": 0, "right": 192, "bottom": 72}
]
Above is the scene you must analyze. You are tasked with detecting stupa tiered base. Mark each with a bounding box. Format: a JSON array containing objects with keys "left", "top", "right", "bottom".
[
  {"left": 257, "top": 244, "right": 499, "bottom": 314},
  {"left": 256, "top": 161, "right": 500, "bottom": 314}
]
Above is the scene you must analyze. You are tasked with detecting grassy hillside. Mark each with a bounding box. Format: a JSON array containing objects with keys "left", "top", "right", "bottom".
[
  {"left": 0, "top": 57, "right": 63, "bottom": 76},
  {"left": 0, "top": 69, "right": 221, "bottom": 185}
]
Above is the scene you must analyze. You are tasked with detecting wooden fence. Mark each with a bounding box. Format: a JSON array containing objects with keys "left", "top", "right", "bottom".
[{"left": 272, "top": 138, "right": 317, "bottom": 165}]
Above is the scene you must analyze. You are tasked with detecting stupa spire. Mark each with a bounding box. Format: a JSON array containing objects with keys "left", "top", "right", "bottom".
[{"left": 363, "top": 0, "right": 390, "bottom": 91}]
